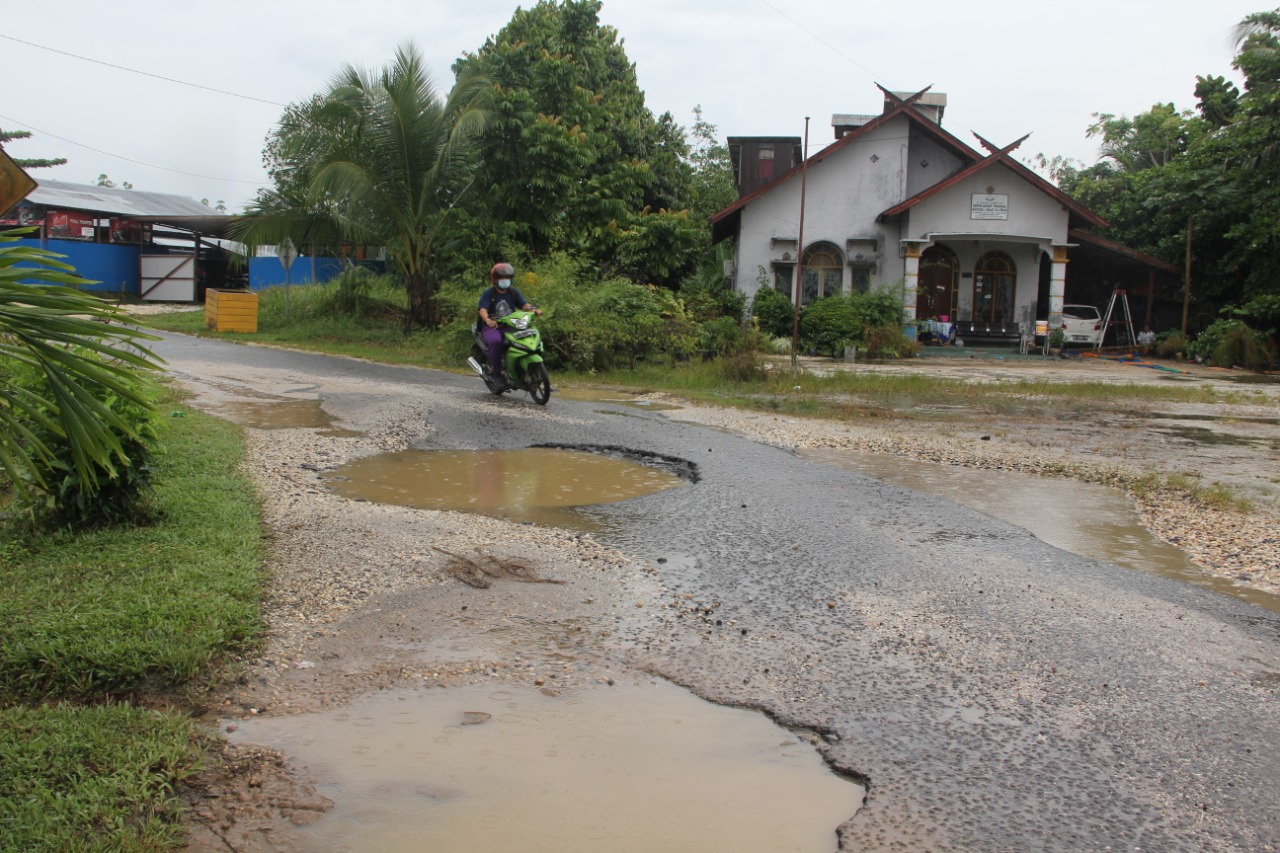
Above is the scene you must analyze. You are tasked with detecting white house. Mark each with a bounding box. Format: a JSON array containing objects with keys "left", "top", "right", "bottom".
[{"left": 712, "top": 87, "right": 1155, "bottom": 340}]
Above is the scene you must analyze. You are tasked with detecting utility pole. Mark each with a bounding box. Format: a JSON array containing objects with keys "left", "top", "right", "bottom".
[
  {"left": 791, "top": 117, "right": 810, "bottom": 374},
  {"left": 1181, "top": 214, "right": 1192, "bottom": 335}
]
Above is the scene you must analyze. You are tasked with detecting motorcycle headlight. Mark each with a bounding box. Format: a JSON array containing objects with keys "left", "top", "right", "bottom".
[{"left": 511, "top": 315, "right": 530, "bottom": 330}]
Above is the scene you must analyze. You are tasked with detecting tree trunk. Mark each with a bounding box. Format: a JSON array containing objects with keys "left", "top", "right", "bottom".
[{"left": 404, "top": 271, "right": 441, "bottom": 331}]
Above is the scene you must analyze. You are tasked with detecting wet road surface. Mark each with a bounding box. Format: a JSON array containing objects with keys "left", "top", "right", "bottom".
[{"left": 154, "top": 333, "right": 1280, "bottom": 852}]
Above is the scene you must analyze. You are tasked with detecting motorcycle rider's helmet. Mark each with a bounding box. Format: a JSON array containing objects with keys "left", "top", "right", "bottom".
[{"left": 490, "top": 262, "right": 515, "bottom": 289}]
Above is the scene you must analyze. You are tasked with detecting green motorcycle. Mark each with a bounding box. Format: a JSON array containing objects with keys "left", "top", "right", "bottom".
[{"left": 468, "top": 309, "right": 552, "bottom": 405}]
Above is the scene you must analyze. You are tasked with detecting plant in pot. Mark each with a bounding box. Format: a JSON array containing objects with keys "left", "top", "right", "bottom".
[{"left": 1048, "top": 327, "right": 1066, "bottom": 354}]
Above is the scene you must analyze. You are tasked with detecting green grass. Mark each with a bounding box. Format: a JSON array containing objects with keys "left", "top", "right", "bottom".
[
  {"left": 143, "top": 284, "right": 1247, "bottom": 411},
  {"left": 0, "top": 404, "right": 265, "bottom": 851},
  {"left": 0, "top": 703, "right": 199, "bottom": 852}
]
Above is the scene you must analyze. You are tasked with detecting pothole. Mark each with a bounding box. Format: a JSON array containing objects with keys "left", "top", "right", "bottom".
[
  {"left": 201, "top": 398, "right": 360, "bottom": 436},
  {"left": 556, "top": 388, "right": 683, "bottom": 411},
  {"left": 803, "top": 447, "right": 1280, "bottom": 613},
  {"left": 227, "top": 677, "right": 863, "bottom": 852},
  {"left": 322, "top": 447, "right": 690, "bottom": 530}
]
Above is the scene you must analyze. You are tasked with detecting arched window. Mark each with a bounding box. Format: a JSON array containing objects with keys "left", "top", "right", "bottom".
[
  {"left": 801, "top": 242, "right": 843, "bottom": 305},
  {"left": 973, "top": 251, "right": 1016, "bottom": 323}
]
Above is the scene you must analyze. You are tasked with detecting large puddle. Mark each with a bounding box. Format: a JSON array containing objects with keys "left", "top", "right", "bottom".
[
  {"left": 802, "top": 448, "right": 1280, "bottom": 613},
  {"left": 323, "top": 448, "right": 686, "bottom": 529},
  {"left": 230, "top": 679, "right": 862, "bottom": 852},
  {"left": 200, "top": 398, "right": 360, "bottom": 436}
]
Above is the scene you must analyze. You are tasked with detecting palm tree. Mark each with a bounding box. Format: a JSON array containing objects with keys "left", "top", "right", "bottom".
[
  {"left": 235, "top": 43, "right": 489, "bottom": 329},
  {"left": 0, "top": 230, "right": 163, "bottom": 504}
]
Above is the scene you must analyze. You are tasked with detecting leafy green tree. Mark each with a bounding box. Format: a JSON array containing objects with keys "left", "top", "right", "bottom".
[
  {"left": 454, "top": 0, "right": 700, "bottom": 283},
  {"left": 0, "top": 230, "right": 163, "bottom": 516},
  {"left": 237, "top": 43, "right": 490, "bottom": 329},
  {"left": 0, "top": 128, "right": 66, "bottom": 169}
]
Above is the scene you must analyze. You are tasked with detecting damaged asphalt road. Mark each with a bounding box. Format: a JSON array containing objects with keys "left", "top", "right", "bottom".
[{"left": 153, "top": 333, "right": 1280, "bottom": 852}]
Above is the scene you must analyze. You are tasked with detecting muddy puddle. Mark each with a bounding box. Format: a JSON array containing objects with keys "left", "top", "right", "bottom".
[
  {"left": 200, "top": 398, "right": 360, "bottom": 437},
  {"left": 557, "top": 387, "right": 683, "bottom": 411},
  {"left": 230, "top": 678, "right": 862, "bottom": 852},
  {"left": 803, "top": 448, "right": 1280, "bottom": 613},
  {"left": 323, "top": 448, "right": 686, "bottom": 530}
]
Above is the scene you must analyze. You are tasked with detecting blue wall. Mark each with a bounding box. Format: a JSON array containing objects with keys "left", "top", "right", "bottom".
[
  {"left": 249, "top": 257, "right": 386, "bottom": 291},
  {"left": 16, "top": 238, "right": 142, "bottom": 296}
]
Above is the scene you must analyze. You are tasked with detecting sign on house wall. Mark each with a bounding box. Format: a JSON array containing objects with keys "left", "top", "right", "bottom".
[{"left": 970, "top": 194, "right": 1009, "bottom": 221}]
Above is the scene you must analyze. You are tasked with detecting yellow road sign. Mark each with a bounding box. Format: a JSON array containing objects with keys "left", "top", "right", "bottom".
[{"left": 0, "top": 146, "right": 38, "bottom": 216}]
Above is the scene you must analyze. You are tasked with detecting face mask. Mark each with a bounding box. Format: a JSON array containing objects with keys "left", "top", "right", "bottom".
[{"left": 497, "top": 278, "right": 512, "bottom": 290}]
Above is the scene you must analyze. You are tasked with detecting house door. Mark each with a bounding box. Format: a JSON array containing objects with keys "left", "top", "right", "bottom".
[
  {"left": 918, "top": 245, "right": 958, "bottom": 320},
  {"left": 973, "top": 251, "right": 1016, "bottom": 323}
]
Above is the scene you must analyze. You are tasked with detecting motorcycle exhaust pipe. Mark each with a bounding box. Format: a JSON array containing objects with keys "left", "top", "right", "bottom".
[{"left": 467, "top": 357, "right": 485, "bottom": 376}]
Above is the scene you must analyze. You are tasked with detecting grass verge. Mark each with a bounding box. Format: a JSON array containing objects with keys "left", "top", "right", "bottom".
[{"left": 0, "top": 403, "right": 264, "bottom": 850}]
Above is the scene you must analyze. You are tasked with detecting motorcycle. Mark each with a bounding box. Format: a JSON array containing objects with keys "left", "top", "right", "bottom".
[{"left": 467, "top": 309, "right": 552, "bottom": 405}]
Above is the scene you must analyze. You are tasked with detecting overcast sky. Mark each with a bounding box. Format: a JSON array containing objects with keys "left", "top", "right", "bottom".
[{"left": 1, "top": 1, "right": 1265, "bottom": 213}]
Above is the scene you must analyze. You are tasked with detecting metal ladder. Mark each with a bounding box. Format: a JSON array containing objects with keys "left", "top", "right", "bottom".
[{"left": 1096, "top": 289, "right": 1136, "bottom": 351}]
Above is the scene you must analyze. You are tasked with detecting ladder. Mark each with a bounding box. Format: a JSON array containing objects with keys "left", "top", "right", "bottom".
[{"left": 1096, "top": 289, "right": 1136, "bottom": 351}]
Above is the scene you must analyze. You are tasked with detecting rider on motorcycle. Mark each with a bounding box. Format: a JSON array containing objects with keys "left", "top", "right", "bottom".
[{"left": 477, "top": 262, "right": 541, "bottom": 386}]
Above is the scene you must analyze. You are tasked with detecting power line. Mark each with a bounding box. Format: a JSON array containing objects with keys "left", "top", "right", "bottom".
[
  {"left": 0, "top": 112, "right": 266, "bottom": 185},
  {"left": 0, "top": 33, "right": 286, "bottom": 107},
  {"left": 757, "top": 0, "right": 890, "bottom": 88}
]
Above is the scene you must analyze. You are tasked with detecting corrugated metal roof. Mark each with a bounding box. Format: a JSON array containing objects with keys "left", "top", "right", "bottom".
[{"left": 25, "top": 179, "right": 221, "bottom": 218}]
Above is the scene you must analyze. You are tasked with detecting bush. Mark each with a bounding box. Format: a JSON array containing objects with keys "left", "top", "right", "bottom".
[
  {"left": 863, "top": 324, "right": 920, "bottom": 360},
  {"left": 1187, "top": 319, "right": 1275, "bottom": 370},
  {"left": 6, "top": 354, "right": 161, "bottom": 526},
  {"left": 750, "top": 286, "right": 795, "bottom": 338},
  {"left": 698, "top": 316, "right": 742, "bottom": 357},
  {"left": 800, "top": 295, "right": 859, "bottom": 356},
  {"left": 1156, "top": 330, "right": 1187, "bottom": 358}
]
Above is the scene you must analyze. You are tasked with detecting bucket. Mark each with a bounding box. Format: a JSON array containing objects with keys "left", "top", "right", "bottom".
[{"left": 1035, "top": 320, "right": 1048, "bottom": 337}]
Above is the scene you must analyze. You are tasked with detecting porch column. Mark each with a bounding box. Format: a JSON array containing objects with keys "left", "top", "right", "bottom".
[
  {"left": 1049, "top": 245, "right": 1068, "bottom": 332},
  {"left": 902, "top": 243, "right": 922, "bottom": 339}
]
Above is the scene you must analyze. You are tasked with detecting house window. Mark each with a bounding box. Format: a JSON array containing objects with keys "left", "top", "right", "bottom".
[
  {"left": 772, "top": 263, "right": 794, "bottom": 299},
  {"left": 758, "top": 146, "right": 775, "bottom": 181},
  {"left": 850, "top": 265, "right": 873, "bottom": 295},
  {"left": 802, "top": 242, "right": 843, "bottom": 305},
  {"left": 972, "top": 251, "right": 1016, "bottom": 323}
]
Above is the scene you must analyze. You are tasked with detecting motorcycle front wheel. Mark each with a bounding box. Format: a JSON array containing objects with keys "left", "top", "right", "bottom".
[{"left": 527, "top": 363, "right": 551, "bottom": 406}]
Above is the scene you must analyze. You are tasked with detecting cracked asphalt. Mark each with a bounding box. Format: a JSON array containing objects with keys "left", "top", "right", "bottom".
[{"left": 153, "top": 332, "right": 1280, "bottom": 852}]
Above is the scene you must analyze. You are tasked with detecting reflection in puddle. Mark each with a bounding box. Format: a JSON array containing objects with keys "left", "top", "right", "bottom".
[
  {"left": 323, "top": 448, "right": 685, "bottom": 530},
  {"left": 230, "top": 680, "right": 862, "bottom": 853},
  {"left": 557, "top": 387, "right": 683, "bottom": 411},
  {"left": 203, "top": 399, "right": 360, "bottom": 436},
  {"left": 803, "top": 448, "right": 1280, "bottom": 613}
]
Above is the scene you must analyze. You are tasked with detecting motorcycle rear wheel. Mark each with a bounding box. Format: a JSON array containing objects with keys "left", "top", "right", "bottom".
[{"left": 527, "top": 363, "right": 551, "bottom": 405}]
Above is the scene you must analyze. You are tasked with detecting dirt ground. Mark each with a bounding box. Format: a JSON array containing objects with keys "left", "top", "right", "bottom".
[{"left": 174, "top": 346, "right": 1280, "bottom": 851}]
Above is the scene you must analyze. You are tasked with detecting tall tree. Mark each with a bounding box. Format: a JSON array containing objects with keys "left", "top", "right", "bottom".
[
  {"left": 237, "top": 43, "right": 489, "bottom": 329},
  {"left": 454, "top": 0, "right": 701, "bottom": 284},
  {"left": 0, "top": 128, "right": 67, "bottom": 169}
]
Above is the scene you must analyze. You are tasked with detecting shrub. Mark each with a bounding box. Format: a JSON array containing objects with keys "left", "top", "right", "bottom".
[
  {"left": 698, "top": 315, "right": 742, "bottom": 357},
  {"left": 863, "top": 324, "right": 920, "bottom": 360},
  {"left": 751, "top": 285, "right": 796, "bottom": 338},
  {"left": 1156, "top": 330, "right": 1187, "bottom": 358},
  {"left": 1188, "top": 319, "right": 1275, "bottom": 370},
  {"left": 800, "top": 295, "right": 859, "bottom": 356},
  {"left": 7, "top": 356, "right": 161, "bottom": 526}
]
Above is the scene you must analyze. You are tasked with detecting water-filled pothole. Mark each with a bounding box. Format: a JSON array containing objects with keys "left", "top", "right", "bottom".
[
  {"left": 556, "top": 387, "right": 683, "bottom": 411},
  {"left": 323, "top": 448, "right": 687, "bottom": 529},
  {"left": 229, "top": 679, "right": 862, "bottom": 852},
  {"left": 803, "top": 448, "right": 1280, "bottom": 613},
  {"left": 204, "top": 399, "right": 360, "bottom": 436}
]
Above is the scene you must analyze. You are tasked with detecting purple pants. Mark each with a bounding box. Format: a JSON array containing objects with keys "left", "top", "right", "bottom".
[{"left": 481, "top": 324, "right": 504, "bottom": 373}]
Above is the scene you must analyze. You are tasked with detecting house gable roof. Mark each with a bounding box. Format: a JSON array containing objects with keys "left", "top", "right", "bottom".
[
  {"left": 878, "top": 132, "right": 1109, "bottom": 230},
  {"left": 711, "top": 86, "right": 981, "bottom": 244},
  {"left": 711, "top": 86, "right": 1110, "bottom": 242}
]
